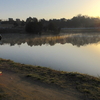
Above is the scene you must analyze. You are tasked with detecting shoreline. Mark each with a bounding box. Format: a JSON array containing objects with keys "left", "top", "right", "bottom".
[
  {"left": 0, "top": 58, "right": 100, "bottom": 100},
  {"left": 61, "top": 28, "right": 100, "bottom": 33}
]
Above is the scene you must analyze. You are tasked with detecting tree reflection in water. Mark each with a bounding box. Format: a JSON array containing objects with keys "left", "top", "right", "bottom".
[{"left": 1, "top": 33, "right": 100, "bottom": 47}]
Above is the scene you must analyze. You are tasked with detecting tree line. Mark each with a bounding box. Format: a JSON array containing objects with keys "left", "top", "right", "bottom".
[
  {"left": 25, "top": 17, "right": 61, "bottom": 34},
  {"left": 25, "top": 14, "right": 100, "bottom": 34},
  {"left": 1, "top": 14, "right": 100, "bottom": 34}
]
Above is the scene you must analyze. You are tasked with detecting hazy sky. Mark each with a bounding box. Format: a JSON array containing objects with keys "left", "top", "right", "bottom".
[{"left": 0, "top": 0, "right": 100, "bottom": 21}]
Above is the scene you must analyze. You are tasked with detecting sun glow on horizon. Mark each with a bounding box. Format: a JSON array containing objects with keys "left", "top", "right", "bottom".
[{"left": 86, "top": 1, "right": 100, "bottom": 18}]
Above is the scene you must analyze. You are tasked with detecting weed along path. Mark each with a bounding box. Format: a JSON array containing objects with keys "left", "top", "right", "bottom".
[{"left": 0, "top": 69, "right": 83, "bottom": 100}]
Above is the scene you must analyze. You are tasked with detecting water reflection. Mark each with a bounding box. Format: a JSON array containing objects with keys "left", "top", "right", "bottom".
[
  {"left": 0, "top": 33, "right": 100, "bottom": 76},
  {"left": 1, "top": 33, "right": 100, "bottom": 47}
]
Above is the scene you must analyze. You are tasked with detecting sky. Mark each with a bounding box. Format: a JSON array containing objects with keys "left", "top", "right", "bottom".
[{"left": 0, "top": 0, "right": 100, "bottom": 21}]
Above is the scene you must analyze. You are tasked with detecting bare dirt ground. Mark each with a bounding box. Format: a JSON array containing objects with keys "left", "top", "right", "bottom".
[{"left": 0, "top": 69, "right": 84, "bottom": 100}]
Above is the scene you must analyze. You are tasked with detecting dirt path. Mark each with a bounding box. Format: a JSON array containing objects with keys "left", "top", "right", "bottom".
[{"left": 0, "top": 69, "right": 83, "bottom": 100}]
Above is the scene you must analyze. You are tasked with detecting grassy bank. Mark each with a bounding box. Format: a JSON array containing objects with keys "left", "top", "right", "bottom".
[{"left": 0, "top": 58, "right": 100, "bottom": 100}]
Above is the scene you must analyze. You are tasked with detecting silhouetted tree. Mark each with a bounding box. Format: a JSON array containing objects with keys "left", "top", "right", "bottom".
[
  {"left": 48, "top": 22, "right": 56, "bottom": 31},
  {"left": 25, "top": 22, "right": 33, "bottom": 33},
  {"left": 25, "top": 17, "right": 43, "bottom": 34},
  {"left": 21, "top": 20, "right": 25, "bottom": 26},
  {"left": 38, "top": 21, "right": 43, "bottom": 34},
  {"left": 26, "top": 17, "right": 33, "bottom": 23},
  {"left": 13, "top": 22, "right": 18, "bottom": 27}
]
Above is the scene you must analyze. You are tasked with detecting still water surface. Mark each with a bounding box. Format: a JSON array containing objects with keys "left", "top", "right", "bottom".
[{"left": 0, "top": 33, "right": 100, "bottom": 76}]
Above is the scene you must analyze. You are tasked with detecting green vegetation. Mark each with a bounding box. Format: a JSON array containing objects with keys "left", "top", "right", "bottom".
[{"left": 0, "top": 58, "right": 100, "bottom": 100}]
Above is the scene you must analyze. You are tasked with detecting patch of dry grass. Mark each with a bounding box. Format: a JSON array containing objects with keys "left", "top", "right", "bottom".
[{"left": 0, "top": 58, "right": 100, "bottom": 100}]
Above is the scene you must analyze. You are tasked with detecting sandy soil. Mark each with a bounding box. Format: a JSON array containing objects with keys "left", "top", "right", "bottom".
[{"left": 0, "top": 69, "right": 84, "bottom": 100}]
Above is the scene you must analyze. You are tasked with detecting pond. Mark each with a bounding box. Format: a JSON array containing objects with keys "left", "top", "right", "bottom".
[{"left": 0, "top": 33, "right": 100, "bottom": 77}]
